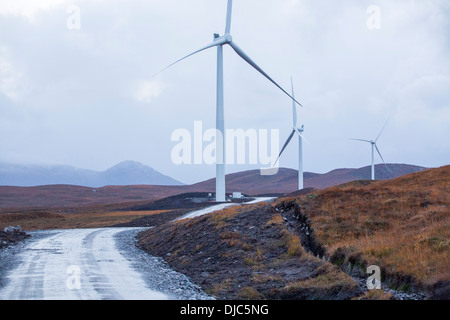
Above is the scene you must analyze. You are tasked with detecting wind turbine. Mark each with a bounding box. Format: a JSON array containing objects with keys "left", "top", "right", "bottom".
[
  {"left": 274, "top": 78, "right": 307, "bottom": 190},
  {"left": 351, "top": 122, "right": 389, "bottom": 180},
  {"left": 157, "top": 0, "right": 302, "bottom": 202}
]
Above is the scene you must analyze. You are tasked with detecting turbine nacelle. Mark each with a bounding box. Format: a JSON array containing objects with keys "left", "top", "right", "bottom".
[
  {"left": 223, "top": 33, "right": 233, "bottom": 44},
  {"left": 214, "top": 33, "right": 232, "bottom": 44}
]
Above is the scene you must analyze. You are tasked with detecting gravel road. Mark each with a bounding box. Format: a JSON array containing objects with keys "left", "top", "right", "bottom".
[{"left": 0, "top": 227, "right": 212, "bottom": 300}]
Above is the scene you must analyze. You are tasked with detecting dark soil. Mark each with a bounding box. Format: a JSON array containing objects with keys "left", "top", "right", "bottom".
[{"left": 137, "top": 203, "right": 362, "bottom": 300}]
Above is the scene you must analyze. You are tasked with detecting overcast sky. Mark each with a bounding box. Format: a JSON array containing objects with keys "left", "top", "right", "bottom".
[{"left": 1, "top": 0, "right": 449, "bottom": 184}]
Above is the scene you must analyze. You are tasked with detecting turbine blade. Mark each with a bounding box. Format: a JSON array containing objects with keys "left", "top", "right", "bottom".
[
  {"left": 228, "top": 41, "right": 303, "bottom": 107},
  {"left": 291, "top": 77, "right": 297, "bottom": 127},
  {"left": 375, "top": 120, "right": 389, "bottom": 142},
  {"left": 155, "top": 39, "right": 224, "bottom": 76},
  {"left": 350, "top": 138, "right": 372, "bottom": 143},
  {"left": 273, "top": 130, "right": 296, "bottom": 166},
  {"left": 225, "top": 0, "right": 233, "bottom": 34},
  {"left": 374, "top": 144, "right": 387, "bottom": 167}
]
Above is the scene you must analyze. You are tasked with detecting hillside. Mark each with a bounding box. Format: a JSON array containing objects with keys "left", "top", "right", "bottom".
[
  {"left": 0, "top": 164, "right": 426, "bottom": 209},
  {"left": 276, "top": 165, "right": 450, "bottom": 299},
  {"left": 0, "top": 161, "right": 183, "bottom": 187},
  {"left": 191, "top": 164, "right": 426, "bottom": 194}
]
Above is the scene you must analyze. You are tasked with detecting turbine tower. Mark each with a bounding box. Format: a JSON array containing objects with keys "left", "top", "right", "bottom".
[
  {"left": 351, "top": 122, "right": 389, "bottom": 180},
  {"left": 274, "top": 78, "right": 307, "bottom": 190},
  {"left": 157, "top": 0, "right": 302, "bottom": 202}
]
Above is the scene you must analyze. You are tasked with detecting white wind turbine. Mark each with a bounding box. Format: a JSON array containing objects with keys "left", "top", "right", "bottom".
[
  {"left": 351, "top": 122, "right": 389, "bottom": 181},
  {"left": 274, "top": 78, "right": 307, "bottom": 190},
  {"left": 157, "top": 0, "right": 302, "bottom": 202}
]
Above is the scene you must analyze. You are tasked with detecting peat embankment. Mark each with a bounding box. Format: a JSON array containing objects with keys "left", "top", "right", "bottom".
[{"left": 137, "top": 202, "right": 362, "bottom": 300}]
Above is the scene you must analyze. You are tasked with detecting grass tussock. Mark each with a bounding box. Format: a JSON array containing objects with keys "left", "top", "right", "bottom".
[
  {"left": 267, "top": 214, "right": 284, "bottom": 226},
  {"left": 280, "top": 229, "right": 304, "bottom": 257}
]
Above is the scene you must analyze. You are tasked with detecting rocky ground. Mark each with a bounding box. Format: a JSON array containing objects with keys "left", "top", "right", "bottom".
[{"left": 0, "top": 227, "right": 31, "bottom": 249}]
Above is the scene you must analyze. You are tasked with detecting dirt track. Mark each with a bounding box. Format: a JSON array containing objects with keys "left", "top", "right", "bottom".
[{"left": 0, "top": 228, "right": 211, "bottom": 300}]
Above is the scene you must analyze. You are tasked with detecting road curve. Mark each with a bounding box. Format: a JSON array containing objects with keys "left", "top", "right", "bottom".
[
  {"left": 0, "top": 228, "right": 205, "bottom": 300},
  {"left": 174, "top": 197, "right": 277, "bottom": 221}
]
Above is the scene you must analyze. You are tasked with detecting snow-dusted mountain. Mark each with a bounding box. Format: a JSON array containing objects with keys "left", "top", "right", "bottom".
[{"left": 0, "top": 161, "right": 183, "bottom": 187}]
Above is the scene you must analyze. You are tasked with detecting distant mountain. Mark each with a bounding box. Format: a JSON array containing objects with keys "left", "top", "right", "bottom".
[
  {"left": 0, "top": 161, "right": 183, "bottom": 187},
  {"left": 99, "top": 161, "right": 183, "bottom": 186}
]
